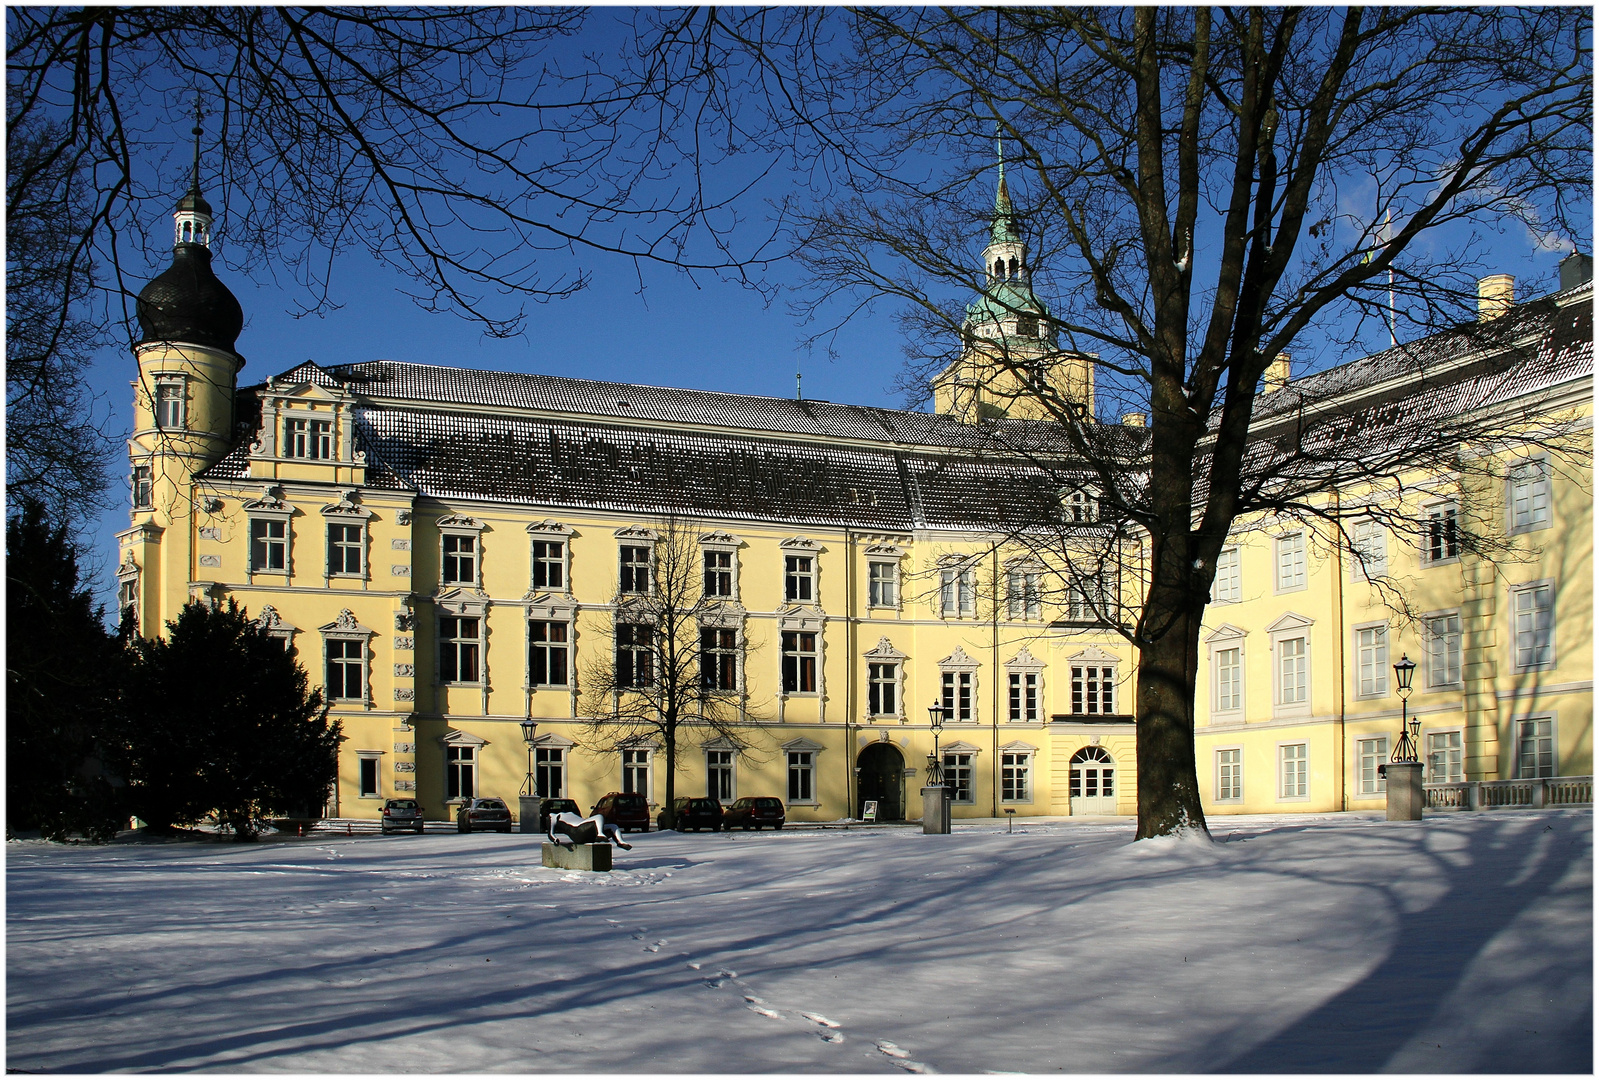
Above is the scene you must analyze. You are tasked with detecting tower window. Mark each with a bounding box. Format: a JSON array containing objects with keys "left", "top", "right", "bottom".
[
  {"left": 994, "top": 259, "right": 1005, "bottom": 279},
  {"left": 1008, "top": 257, "right": 1019, "bottom": 277},
  {"left": 155, "top": 381, "right": 186, "bottom": 430},
  {"left": 1016, "top": 316, "right": 1038, "bottom": 338},
  {"left": 131, "top": 465, "right": 153, "bottom": 509}
]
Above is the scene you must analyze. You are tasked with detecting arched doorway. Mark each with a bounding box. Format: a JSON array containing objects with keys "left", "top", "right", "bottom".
[
  {"left": 1069, "top": 746, "right": 1117, "bottom": 815},
  {"left": 856, "top": 743, "right": 905, "bottom": 821}
]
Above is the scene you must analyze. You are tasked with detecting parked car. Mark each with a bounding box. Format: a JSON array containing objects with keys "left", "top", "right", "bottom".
[
  {"left": 724, "top": 796, "right": 785, "bottom": 830},
  {"left": 590, "top": 792, "right": 650, "bottom": 832},
  {"left": 536, "top": 797, "right": 581, "bottom": 832},
  {"left": 658, "top": 797, "right": 723, "bottom": 832},
  {"left": 380, "top": 798, "right": 426, "bottom": 834},
  {"left": 456, "top": 797, "right": 513, "bottom": 833}
]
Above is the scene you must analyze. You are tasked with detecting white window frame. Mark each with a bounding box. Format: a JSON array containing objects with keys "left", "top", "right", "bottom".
[
  {"left": 937, "top": 647, "right": 979, "bottom": 723},
  {"left": 1277, "top": 742, "right": 1309, "bottom": 801},
  {"left": 320, "top": 610, "right": 373, "bottom": 706},
  {"left": 1211, "top": 547, "right": 1241, "bottom": 604},
  {"left": 1508, "top": 457, "right": 1552, "bottom": 534},
  {"left": 1510, "top": 581, "right": 1555, "bottom": 672},
  {"left": 1349, "top": 519, "right": 1388, "bottom": 580},
  {"left": 1275, "top": 531, "right": 1307, "bottom": 593},
  {"left": 867, "top": 559, "right": 900, "bottom": 609},
  {"left": 1206, "top": 625, "right": 1247, "bottom": 717},
  {"left": 243, "top": 493, "right": 294, "bottom": 577},
  {"left": 938, "top": 560, "right": 977, "bottom": 619},
  {"left": 131, "top": 462, "right": 154, "bottom": 509},
  {"left": 1425, "top": 729, "right": 1464, "bottom": 785},
  {"left": 1514, "top": 716, "right": 1557, "bottom": 779},
  {"left": 781, "top": 738, "right": 824, "bottom": 806},
  {"left": 942, "top": 748, "right": 977, "bottom": 804},
  {"left": 1267, "top": 613, "right": 1314, "bottom": 718},
  {"left": 527, "top": 618, "right": 571, "bottom": 688},
  {"left": 527, "top": 521, "right": 574, "bottom": 593},
  {"left": 534, "top": 743, "right": 566, "bottom": 798},
  {"left": 1422, "top": 501, "right": 1462, "bottom": 565},
  {"left": 622, "top": 747, "right": 653, "bottom": 798},
  {"left": 154, "top": 376, "right": 187, "bottom": 431},
  {"left": 616, "top": 526, "right": 659, "bottom": 596},
  {"left": 1066, "top": 648, "right": 1119, "bottom": 717},
  {"left": 699, "top": 622, "right": 741, "bottom": 694},
  {"left": 283, "top": 414, "right": 335, "bottom": 460},
  {"left": 1000, "top": 745, "right": 1034, "bottom": 804},
  {"left": 1005, "top": 563, "right": 1042, "bottom": 620},
  {"left": 442, "top": 733, "right": 483, "bottom": 803},
  {"left": 1061, "top": 484, "right": 1099, "bottom": 523},
  {"left": 1215, "top": 747, "right": 1243, "bottom": 802},
  {"left": 780, "top": 628, "right": 818, "bottom": 695},
  {"left": 706, "top": 747, "right": 736, "bottom": 802},
  {"left": 1356, "top": 736, "right": 1389, "bottom": 796},
  {"left": 699, "top": 531, "right": 741, "bottom": 601},
  {"left": 863, "top": 637, "right": 906, "bottom": 721},
  {"left": 1354, "top": 623, "right": 1390, "bottom": 699},
  {"left": 438, "top": 516, "right": 485, "bottom": 589},
  {"left": 321, "top": 493, "right": 371, "bottom": 581},
  {"left": 438, "top": 613, "right": 483, "bottom": 685},
  {"left": 1424, "top": 611, "right": 1463, "bottom": 690},
  {"left": 1065, "top": 568, "right": 1117, "bottom": 624}
]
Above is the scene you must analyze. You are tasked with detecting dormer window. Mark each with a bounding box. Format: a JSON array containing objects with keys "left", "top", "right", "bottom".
[{"left": 284, "top": 417, "right": 333, "bottom": 460}]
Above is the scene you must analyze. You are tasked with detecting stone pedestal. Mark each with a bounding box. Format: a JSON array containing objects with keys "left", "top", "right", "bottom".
[
  {"left": 921, "top": 785, "right": 952, "bottom": 834},
  {"left": 542, "top": 842, "right": 613, "bottom": 871},
  {"left": 1384, "top": 762, "right": 1425, "bottom": 821},
  {"left": 519, "top": 796, "right": 541, "bottom": 834}
]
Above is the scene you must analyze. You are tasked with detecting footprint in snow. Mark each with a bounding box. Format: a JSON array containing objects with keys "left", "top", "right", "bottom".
[
  {"left": 686, "top": 962, "right": 702, "bottom": 970},
  {"left": 800, "top": 1011, "right": 840, "bottom": 1029},
  {"left": 893, "top": 1060, "right": 934, "bottom": 1074},
  {"left": 747, "top": 1004, "right": 782, "bottom": 1019}
]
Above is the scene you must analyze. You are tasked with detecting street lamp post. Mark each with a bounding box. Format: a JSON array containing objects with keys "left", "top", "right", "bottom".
[
  {"left": 518, "top": 718, "right": 539, "bottom": 834},
  {"left": 923, "top": 701, "right": 950, "bottom": 834},
  {"left": 1384, "top": 654, "right": 1424, "bottom": 821}
]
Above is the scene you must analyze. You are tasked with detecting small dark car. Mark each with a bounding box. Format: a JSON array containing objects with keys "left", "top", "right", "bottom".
[
  {"left": 591, "top": 792, "right": 650, "bottom": 833},
  {"left": 380, "top": 798, "right": 426, "bottom": 834},
  {"left": 658, "top": 797, "right": 723, "bottom": 832},
  {"left": 536, "top": 797, "right": 581, "bottom": 832},
  {"left": 724, "top": 796, "right": 785, "bottom": 830},
  {"left": 456, "top": 797, "right": 513, "bottom": 833}
]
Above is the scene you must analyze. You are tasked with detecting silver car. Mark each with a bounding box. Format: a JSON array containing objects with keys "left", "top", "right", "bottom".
[{"left": 456, "top": 797, "right": 513, "bottom": 833}]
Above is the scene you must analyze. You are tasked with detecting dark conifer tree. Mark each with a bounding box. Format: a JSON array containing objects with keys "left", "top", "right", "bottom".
[
  {"left": 5, "top": 499, "right": 123, "bottom": 840},
  {"left": 115, "top": 600, "right": 341, "bottom": 840}
]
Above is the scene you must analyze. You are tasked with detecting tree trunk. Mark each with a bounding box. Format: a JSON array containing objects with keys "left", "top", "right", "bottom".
[
  {"left": 1133, "top": 600, "right": 1209, "bottom": 839},
  {"left": 662, "top": 719, "right": 677, "bottom": 832}
]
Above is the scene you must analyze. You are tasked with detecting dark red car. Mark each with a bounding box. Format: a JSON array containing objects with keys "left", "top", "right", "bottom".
[
  {"left": 724, "top": 796, "right": 785, "bottom": 830},
  {"left": 591, "top": 792, "right": 650, "bottom": 832}
]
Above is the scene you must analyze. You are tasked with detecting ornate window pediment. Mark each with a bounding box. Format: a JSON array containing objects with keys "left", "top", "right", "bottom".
[
  {"left": 527, "top": 520, "right": 574, "bottom": 537},
  {"left": 780, "top": 536, "right": 820, "bottom": 551},
  {"left": 532, "top": 732, "right": 575, "bottom": 749},
  {"left": 863, "top": 541, "right": 906, "bottom": 558},
  {"left": 864, "top": 636, "right": 907, "bottom": 662},
  {"left": 255, "top": 605, "right": 299, "bottom": 640},
  {"left": 437, "top": 514, "right": 485, "bottom": 533},
  {"left": 1000, "top": 739, "right": 1038, "bottom": 752},
  {"left": 941, "top": 739, "right": 982, "bottom": 755},
  {"left": 320, "top": 490, "right": 372, "bottom": 519},
  {"left": 699, "top": 530, "right": 741, "bottom": 549},
  {"left": 938, "top": 645, "right": 980, "bottom": 672},
  {"left": 777, "top": 603, "right": 825, "bottom": 631},
  {"left": 1066, "top": 645, "right": 1120, "bottom": 664},
  {"left": 319, "top": 609, "right": 375, "bottom": 638},
  {"left": 701, "top": 734, "right": 744, "bottom": 751},
  {"left": 526, "top": 593, "right": 578, "bottom": 620},
  {"left": 441, "top": 729, "right": 487, "bottom": 748},
  {"left": 615, "top": 525, "right": 659, "bottom": 541},
  {"left": 698, "top": 601, "right": 746, "bottom": 629},
  {"left": 242, "top": 486, "right": 291, "bottom": 516},
  {"left": 436, "top": 587, "right": 489, "bottom": 616},
  {"left": 780, "top": 736, "right": 826, "bottom": 754},
  {"left": 1005, "top": 646, "right": 1045, "bottom": 671}
]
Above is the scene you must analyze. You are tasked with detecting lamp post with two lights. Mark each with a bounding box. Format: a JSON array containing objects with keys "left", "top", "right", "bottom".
[
  {"left": 1383, "top": 654, "right": 1425, "bottom": 821},
  {"left": 922, "top": 701, "right": 951, "bottom": 834}
]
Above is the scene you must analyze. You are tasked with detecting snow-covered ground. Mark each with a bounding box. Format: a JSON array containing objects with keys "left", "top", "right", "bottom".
[{"left": 6, "top": 810, "right": 1591, "bottom": 1073}]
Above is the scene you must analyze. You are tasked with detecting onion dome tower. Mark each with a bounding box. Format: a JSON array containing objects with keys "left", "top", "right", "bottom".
[
  {"left": 932, "top": 139, "right": 1093, "bottom": 422},
  {"left": 121, "top": 108, "right": 247, "bottom": 636}
]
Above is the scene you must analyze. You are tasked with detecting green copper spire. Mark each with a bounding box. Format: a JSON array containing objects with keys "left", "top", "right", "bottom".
[{"left": 992, "top": 132, "right": 1019, "bottom": 244}]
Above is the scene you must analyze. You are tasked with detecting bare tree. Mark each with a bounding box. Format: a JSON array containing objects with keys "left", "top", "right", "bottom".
[
  {"left": 775, "top": 8, "right": 1590, "bottom": 836},
  {"left": 579, "top": 516, "right": 760, "bottom": 831},
  {"left": 6, "top": 104, "right": 118, "bottom": 522}
]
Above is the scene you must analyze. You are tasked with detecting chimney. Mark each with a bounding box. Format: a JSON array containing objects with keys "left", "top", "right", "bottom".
[
  {"left": 1560, "top": 252, "right": 1592, "bottom": 292},
  {"left": 1477, "top": 274, "right": 1514, "bottom": 321},
  {"left": 1262, "top": 354, "right": 1290, "bottom": 394}
]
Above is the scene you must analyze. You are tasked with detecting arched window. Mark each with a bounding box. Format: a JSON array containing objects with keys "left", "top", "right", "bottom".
[
  {"left": 1008, "top": 256, "right": 1019, "bottom": 277},
  {"left": 994, "top": 258, "right": 1005, "bottom": 279}
]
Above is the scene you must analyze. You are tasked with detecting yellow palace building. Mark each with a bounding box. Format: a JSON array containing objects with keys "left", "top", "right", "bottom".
[{"left": 118, "top": 166, "right": 1591, "bottom": 826}]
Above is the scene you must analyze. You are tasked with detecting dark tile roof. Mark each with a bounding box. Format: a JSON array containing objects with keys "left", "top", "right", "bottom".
[{"left": 202, "top": 287, "right": 1588, "bottom": 528}]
